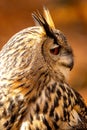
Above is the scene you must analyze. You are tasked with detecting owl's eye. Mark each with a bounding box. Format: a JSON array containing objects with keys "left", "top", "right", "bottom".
[{"left": 50, "top": 46, "right": 59, "bottom": 55}]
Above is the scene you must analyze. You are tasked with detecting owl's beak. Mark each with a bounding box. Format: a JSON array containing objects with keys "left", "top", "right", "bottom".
[{"left": 69, "top": 60, "right": 74, "bottom": 71}]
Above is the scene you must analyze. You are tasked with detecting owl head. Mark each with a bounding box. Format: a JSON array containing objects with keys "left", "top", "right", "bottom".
[{"left": 31, "top": 7, "right": 74, "bottom": 82}]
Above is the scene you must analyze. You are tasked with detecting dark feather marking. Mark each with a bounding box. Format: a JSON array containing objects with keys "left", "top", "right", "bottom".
[
  {"left": 25, "top": 87, "right": 34, "bottom": 97},
  {"left": 63, "top": 95, "right": 68, "bottom": 108},
  {"left": 8, "top": 100, "right": 15, "bottom": 112},
  {"left": 63, "top": 95, "right": 67, "bottom": 101},
  {"left": 47, "top": 86, "right": 51, "bottom": 92},
  {"left": 36, "top": 127, "right": 40, "bottom": 130},
  {"left": 54, "top": 96, "right": 59, "bottom": 107},
  {"left": 43, "top": 117, "right": 51, "bottom": 130},
  {"left": 0, "top": 102, "right": 3, "bottom": 107},
  {"left": 51, "top": 83, "right": 56, "bottom": 93},
  {"left": 7, "top": 126, "right": 12, "bottom": 130},
  {"left": 53, "top": 121, "right": 59, "bottom": 129},
  {"left": 4, "top": 121, "right": 9, "bottom": 127},
  {"left": 17, "top": 83, "right": 26, "bottom": 88},
  {"left": 49, "top": 105, "right": 54, "bottom": 117},
  {"left": 30, "top": 113, "right": 33, "bottom": 123},
  {"left": 56, "top": 89, "right": 61, "bottom": 99},
  {"left": 35, "top": 103, "right": 40, "bottom": 114},
  {"left": 64, "top": 102, "right": 68, "bottom": 108},
  {"left": 29, "top": 96, "right": 36, "bottom": 103},
  {"left": 74, "top": 90, "right": 87, "bottom": 109},
  {"left": 59, "top": 83, "right": 66, "bottom": 92},
  {"left": 43, "top": 101, "right": 48, "bottom": 114},
  {"left": 10, "top": 114, "right": 16, "bottom": 123},
  {"left": 63, "top": 109, "right": 68, "bottom": 121}
]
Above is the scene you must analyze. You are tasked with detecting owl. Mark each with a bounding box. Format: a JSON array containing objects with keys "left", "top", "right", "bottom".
[{"left": 0, "top": 7, "right": 86, "bottom": 130}]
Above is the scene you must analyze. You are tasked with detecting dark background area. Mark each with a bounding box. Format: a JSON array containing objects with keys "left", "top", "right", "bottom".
[{"left": 0, "top": 0, "right": 87, "bottom": 103}]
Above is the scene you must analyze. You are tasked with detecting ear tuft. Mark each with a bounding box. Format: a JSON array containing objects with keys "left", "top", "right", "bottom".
[
  {"left": 32, "top": 7, "right": 57, "bottom": 40},
  {"left": 32, "top": 7, "right": 55, "bottom": 30},
  {"left": 43, "top": 7, "right": 55, "bottom": 29}
]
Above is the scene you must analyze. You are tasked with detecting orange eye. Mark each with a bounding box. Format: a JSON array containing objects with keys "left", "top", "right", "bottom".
[{"left": 50, "top": 47, "right": 59, "bottom": 55}]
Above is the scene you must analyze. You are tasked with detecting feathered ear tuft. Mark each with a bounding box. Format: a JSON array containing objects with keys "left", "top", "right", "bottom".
[
  {"left": 43, "top": 7, "right": 55, "bottom": 29},
  {"left": 32, "top": 7, "right": 55, "bottom": 29},
  {"left": 32, "top": 7, "right": 57, "bottom": 41}
]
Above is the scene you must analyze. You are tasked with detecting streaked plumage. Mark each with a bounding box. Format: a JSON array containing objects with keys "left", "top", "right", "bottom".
[{"left": 0, "top": 7, "right": 86, "bottom": 130}]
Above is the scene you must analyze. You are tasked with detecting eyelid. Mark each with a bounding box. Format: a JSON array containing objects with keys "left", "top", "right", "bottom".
[{"left": 50, "top": 44, "right": 59, "bottom": 49}]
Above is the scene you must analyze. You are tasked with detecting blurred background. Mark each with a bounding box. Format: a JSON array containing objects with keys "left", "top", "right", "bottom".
[{"left": 0, "top": 0, "right": 87, "bottom": 103}]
